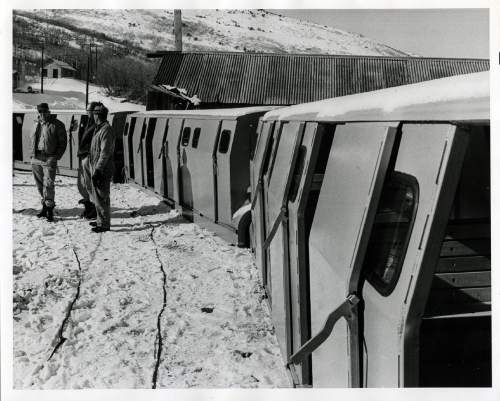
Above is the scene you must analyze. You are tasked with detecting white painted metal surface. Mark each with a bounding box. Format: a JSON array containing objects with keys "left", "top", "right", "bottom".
[{"left": 308, "top": 123, "right": 396, "bottom": 386}]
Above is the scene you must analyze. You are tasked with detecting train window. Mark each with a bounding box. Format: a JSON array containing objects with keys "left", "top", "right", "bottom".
[
  {"left": 362, "top": 172, "right": 419, "bottom": 296},
  {"left": 288, "top": 145, "right": 306, "bottom": 203},
  {"left": 181, "top": 127, "right": 191, "bottom": 146},
  {"left": 218, "top": 130, "right": 231, "bottom": 154},
  {"left": 192, "top": 128, "right": 201, "bottom": 148}
]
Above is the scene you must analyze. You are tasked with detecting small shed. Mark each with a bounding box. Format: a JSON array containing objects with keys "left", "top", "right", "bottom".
[
  {"left": 13, "top": 70, "right": 19, "bottom": 90},
  {"left": 42, "top": 59, "right": 77, "bottom": 79}
]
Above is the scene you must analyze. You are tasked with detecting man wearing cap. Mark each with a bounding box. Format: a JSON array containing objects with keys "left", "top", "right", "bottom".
[
  {"left": 30, "top": 103, "right": 68, "bottom": 222},
  {"left": 77, "top": 101, "right": 99, "bottom": 219},
  {"left": 88, "top": 103, "right": 114, "bottom": 233}
]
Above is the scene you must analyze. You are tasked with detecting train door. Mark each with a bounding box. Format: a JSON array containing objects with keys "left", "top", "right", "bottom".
[
  {"left": 180, "top": 119, "right": 221, "bottom": 221},
  {"left": 21, "top": 112, "right": 36, "bottom": 163},
  {"left": 53, "top": 113, "right": 72, "bottom": 169},
  {"left": 164, "top": 118, "right": 184, "bottom": 205},
  {"left": 418, "top": 126, "right": 490, "bottom": 387},
  {"left": 122, "top": 119, "right": 130, "bottom": 180},
  {"left": 124, "top": 117, "right": 137, "bottom": 180},
  {"left": 286, "top": 122, "right": 335, "bottom": 385},
  {"left": 143, "top": 117, "right": 157, "bottom": 189},
  {"left": 13, "top": 113, "right": 24, "bottom": 161},
  {"left": 357, "top": 124, "right": 469, "bottom": 387},
  {"left": 152, "top": 118, "right": 169, "bottom": 196},
  {"left": 215, "top": 119, "right": 237, "bottom": 228},
  {"left": 263, "top": 121, "right": 305, "bottom": 361},
  {"left": 131, "top": 117, "right": 146, "bottom": 185},
  {"left": 292, "top": 123, "right": 397, "bottom": 387},
  {"left": 69, "top": 113, "right": 84, "bottom": 170},
  {"left": 250, "top": 120, "right": 275, "bottom": 283}
]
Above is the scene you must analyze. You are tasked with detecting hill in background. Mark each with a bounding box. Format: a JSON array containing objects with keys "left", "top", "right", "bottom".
[{"left": 13, "top": 9, "right": 414, "bottom": 106}]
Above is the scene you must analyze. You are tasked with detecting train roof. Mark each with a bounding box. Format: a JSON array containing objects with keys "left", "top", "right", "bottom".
[
  {"left": 262, "top": 71, "right": 489, "bottom": 123},
  {"left": 12, "top": 109, "right": 136, "bottom": 115},
  {"left": 127, "top": 106, "right": 278, "bottom": 120}
]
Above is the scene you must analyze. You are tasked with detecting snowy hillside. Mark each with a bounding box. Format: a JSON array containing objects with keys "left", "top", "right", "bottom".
[
  {"left": 12, "top": 171, "right": 291, "bottom": 388},
  {"left": 15, "top": 9, "right": 413, "bottom": 56}
]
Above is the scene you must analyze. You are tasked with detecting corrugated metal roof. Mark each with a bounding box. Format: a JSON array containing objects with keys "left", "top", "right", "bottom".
[{"left": 152, "top": 52, "right": 489, "bottom": 106}]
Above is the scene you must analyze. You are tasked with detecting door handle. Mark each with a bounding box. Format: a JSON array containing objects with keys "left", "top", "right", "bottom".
[{"left": 288, "top": 294, "right": 360, "bottom": 366}]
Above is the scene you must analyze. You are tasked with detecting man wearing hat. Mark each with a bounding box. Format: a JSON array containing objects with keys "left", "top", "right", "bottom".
[
  {"left": 30, "top": 103, "right": 68, "bottom": 222},
  {"left": 88, "top": 103, "right": 114, "bottom": 233},
  {"left": 76, "top": 101, "right": 99, "bottom": 219}
]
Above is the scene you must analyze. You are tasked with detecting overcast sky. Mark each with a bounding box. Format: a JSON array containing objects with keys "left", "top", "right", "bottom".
[{"left": 274, "top": 9, "right": 489, "bottom": 58}]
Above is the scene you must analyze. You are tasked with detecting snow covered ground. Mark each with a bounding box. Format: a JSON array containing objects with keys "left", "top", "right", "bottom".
[
  {"left": 13, "top": 78, "right": 145, "bottom": 112},
  {"left": 12, "top": 170, "right": 291, "bottom": 389}
]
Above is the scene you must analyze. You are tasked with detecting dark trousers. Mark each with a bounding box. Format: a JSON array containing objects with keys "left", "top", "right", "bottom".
[{"left": 92, "top": 172, "right": 111, "bottom": 228}]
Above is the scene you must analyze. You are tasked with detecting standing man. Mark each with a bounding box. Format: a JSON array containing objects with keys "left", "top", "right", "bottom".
[
  {"left": 77, "top": 101, "right": 99, "bottom": 219},
  {"left": 31, "top": 103, "right": 67, "bottom": 222},
  {"left": 89, "top": 103, "right": 114, "bottom": 233}
]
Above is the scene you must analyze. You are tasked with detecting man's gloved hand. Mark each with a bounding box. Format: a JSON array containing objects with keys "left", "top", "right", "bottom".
[{"left": 92, "top": 169, "right": 104, "bottom": 187}]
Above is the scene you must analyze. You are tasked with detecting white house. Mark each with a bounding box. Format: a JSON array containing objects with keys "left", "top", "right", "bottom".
[{"left": 42, "top": 59, "right": 77, "bottom": 79}]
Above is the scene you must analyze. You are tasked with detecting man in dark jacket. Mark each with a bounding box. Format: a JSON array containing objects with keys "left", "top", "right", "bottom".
[
  {"left": 30, "top": 103, "right": 68, "bottom": 222},
  {"left": 88, "top": 103, "right": 114, "bottom": 233},
  {"left": 77, "top": 101, "right": 99, "bottom": 219}
]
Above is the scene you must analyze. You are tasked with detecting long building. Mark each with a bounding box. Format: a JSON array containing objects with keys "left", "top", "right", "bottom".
[{"left": 146, "top": 51, "right": 489, "bottom": 110}]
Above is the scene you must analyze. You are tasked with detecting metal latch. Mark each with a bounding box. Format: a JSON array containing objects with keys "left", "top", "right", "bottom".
[{"left": 288, "top": 294, "right": 360, "bottom": 366}]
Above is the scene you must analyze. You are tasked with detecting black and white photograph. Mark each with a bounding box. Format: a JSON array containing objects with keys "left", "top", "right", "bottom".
[{"left": 2, "top": 1, "right": 499, "bottom": 400}]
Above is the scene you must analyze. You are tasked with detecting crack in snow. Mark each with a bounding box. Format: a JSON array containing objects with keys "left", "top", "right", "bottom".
[
  {"left": 148, "top": 224, "right": 168, "bottom": 389},
  {"left": 47, "top": 223, "right": 101, "bottom": 360}
]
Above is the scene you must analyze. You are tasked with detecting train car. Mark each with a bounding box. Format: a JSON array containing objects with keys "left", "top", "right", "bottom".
[
  {"left": 122, "top": 107, "right": 276, "bottom": 243},
  {"left": 250, "top": 71, "right": 490, "bottom": 387},
  {"left": 13, "top": 109, "right": 133, "bottom": 182}
]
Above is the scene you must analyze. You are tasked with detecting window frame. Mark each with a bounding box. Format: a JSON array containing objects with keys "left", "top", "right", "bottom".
[
  {"left": 363, "top": 171, "right": 419, "bottom": 296},
  {"left": 218, "top": 129, "right": 232, "bottom": 154},
  {"left": 181, "top": 127, "right": 191, "bottom": 147},
  {"left": 191, "top": 127, "right": 201, "bottom": 148}
]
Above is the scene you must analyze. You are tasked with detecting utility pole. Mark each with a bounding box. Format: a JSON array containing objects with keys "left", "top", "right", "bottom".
[
  {"left": 174, "top": 9, "right": 182, "bottom": 52},
  {"left": 85, "top": 44, "right": 91, "bottom": 108},
  {"left": 40, "top": 41, "right": 44, "bottom": 94}
]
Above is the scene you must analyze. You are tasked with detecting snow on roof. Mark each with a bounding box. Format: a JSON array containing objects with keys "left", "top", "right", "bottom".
[
  {"left": 263, "top": 71, "right": 489, "bottom": 123},
  {"left": 46, "top": 59, "right": 77, "bottom": 71},
  {"left": 130, "top": 106, "right": 280, "bottom": 119},
  {"left": 12, "top": 109, "right": 136, "bottom": 115}
]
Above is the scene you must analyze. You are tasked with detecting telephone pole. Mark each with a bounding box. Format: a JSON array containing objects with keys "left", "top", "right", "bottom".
[
  {"left": 85, "top": 44, "right": 91, "bottom": 108},
  {"left": 174, "top": 9, "right": 182, "bottom": 52},
  {"left": 40, "top": 41, "right": 44, "bottom": 94}
]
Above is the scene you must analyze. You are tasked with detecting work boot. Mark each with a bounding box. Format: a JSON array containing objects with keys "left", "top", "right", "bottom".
[
  {"left": 85, "top": 202, "right": 97, "bottom": 220},
  {"left": 46, "top": 206, "right": 54, "bottom": 222},
  {"left": 80, "top": 201, "right": 97, "bottom": 219},
  {"left": 36, "top": 204, "right": 48, "bottom": 218}
]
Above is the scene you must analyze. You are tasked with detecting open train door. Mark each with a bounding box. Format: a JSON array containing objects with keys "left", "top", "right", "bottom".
[
  {"left": 360, "top": 124, "right": 469, "bottom": 387},
  {"left": 289, "top": 123, "right": 397, "bottom": 387}
]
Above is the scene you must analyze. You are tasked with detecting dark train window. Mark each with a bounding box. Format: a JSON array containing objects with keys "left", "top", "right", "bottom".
[
  {"left": 181, "top": 127, "right": 191, "bottom": 146},
  {"left": 363, "top": 172, "right": 419, "bottom": 296},
  {"left": 192, "top": 128, "right": 201, "bottom": 148},
  {"left": 218, "top": 130, "right": 231, "bottom": 154},
  {"left": 288, "top": 145, "right": 307, "bottom": 203}
]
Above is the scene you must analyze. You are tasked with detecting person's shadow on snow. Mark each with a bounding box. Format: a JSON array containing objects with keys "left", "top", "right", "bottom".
[
  {"left": 13, "top": 201, "right": 174, "bottom": 220},
  {"left": 110, "top": 214, "right": 187, "bottom": 233}
]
